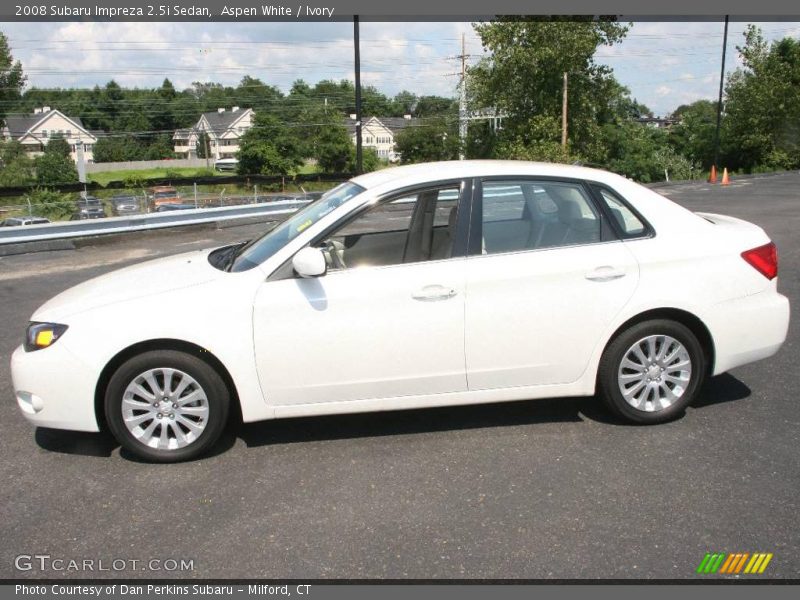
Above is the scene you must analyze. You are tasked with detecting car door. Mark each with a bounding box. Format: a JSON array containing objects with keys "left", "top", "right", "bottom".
[
  {"left": 253, "top": 181, "right": 469, "bottom": 406},
  {"left": 464, "top": 178, "right": 640, "bottom": 390}
]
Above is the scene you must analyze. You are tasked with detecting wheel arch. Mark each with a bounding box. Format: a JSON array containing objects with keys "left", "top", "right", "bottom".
[
  {"left": 600, "top": 307, "right": 716, "bottom": 379},
  {"left": 94, "top": 338, "right": 242, "bottom": 431}
]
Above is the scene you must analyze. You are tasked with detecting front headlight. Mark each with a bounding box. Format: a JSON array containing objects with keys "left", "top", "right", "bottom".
[{"left": 24, "top": 322, "right": 68, "bottom": 352}]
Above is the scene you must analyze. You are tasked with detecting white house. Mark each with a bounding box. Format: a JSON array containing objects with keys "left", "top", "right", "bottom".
[
  {"left": 345, "top": 115, "right": 418, "bottom": 161},
  {"left": 2, "top": 107, "right": 98, "bottom": 163},
  {"left": 173, "top": 107, "right": 254, "bottom": 160}
]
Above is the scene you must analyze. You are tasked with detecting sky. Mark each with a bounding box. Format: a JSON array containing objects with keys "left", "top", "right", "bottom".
[{"left": 3, "top": 20, "right": 800, "bottom": 117}]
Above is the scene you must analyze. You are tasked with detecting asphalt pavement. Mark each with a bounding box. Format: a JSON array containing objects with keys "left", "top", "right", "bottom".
[{"left": 0, "top": 173, "right": 798, "bottom": 580}]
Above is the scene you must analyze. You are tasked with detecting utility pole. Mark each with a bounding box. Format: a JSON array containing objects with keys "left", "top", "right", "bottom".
[
  {"left": 458, "top": 33, "right": 468, "bottom": 160},
  {"left": 713, "top": 15, "right": 729, "bottom": 173},
  {"left": 561, "top": 72, "right": 568, "bottom": 150},
  {"left": 353, "top": 15, "right": 363, "bottom": 174}
]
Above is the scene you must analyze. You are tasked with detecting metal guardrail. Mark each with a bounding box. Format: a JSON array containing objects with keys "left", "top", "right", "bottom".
[{"left": 0, "top": 199, "right": 310, "bottom": 245}]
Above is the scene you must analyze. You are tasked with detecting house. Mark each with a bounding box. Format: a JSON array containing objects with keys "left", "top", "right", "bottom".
[
  {"left": 2, "top": 107, "right": 98, "bottom": 163},
  {"left": 173, "top": 107, "right": 254, "bottom": 160},
  {"left": 345, "top": 115, "right": 418, "bottom": 161},
  {"left": 636, "top": 116, "right": 680, "bottom": 129}
]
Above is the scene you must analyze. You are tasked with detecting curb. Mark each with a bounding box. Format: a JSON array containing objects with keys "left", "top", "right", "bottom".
[{"left": 0, "top": 239, "right": 76, "bottom": 257}]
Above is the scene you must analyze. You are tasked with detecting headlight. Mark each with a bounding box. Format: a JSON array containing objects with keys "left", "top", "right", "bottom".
[{"left": 24, "top": 322, "right": 68, "bottom": 352}]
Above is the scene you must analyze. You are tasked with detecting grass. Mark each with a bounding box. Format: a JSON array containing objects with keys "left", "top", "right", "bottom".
[{"left": 87, "top": 166, "right": 227, "bottom": 186}]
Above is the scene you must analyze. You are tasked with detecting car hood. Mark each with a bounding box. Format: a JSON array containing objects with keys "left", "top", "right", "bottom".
[{"left": 33, "top": 249, "right": 221, "bottom": 322}]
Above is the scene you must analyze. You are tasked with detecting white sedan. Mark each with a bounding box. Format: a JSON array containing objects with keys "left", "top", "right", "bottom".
[{"left": 11, "top": 161, "right": 790, "bottom": 462}]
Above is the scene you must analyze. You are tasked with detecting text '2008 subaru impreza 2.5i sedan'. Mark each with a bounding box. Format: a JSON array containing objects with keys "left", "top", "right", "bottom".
[{"left": 11, "top": 161, "right": 790, "bottom": 462}]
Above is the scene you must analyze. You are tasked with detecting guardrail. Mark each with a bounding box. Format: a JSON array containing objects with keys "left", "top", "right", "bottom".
[{"left": 0, "top": 199, "right": 310, "bottom": 245}]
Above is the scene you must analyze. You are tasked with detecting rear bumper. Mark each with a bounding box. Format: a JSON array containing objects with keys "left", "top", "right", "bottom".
[
  {"left": 10, "top": 343, "right": 101, "bottom": 432},
  {"left": 705, "top": 288, "right": 790, "bottom": 375}
]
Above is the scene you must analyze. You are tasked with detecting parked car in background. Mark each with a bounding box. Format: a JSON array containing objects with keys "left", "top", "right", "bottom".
[
  {"left": 110, "top": 195, "right": 141, "bottom": 216},
  {"left": 71, "top": 196, "right": 106, "bottom": 220},
  {"left": 148, "top": 186, "right": 181, "bottom": 211},
  {"left": 1, "top": 216, "right": 50, "bottom": 227},
  {"left": 214, "top": 158, "right": 238, "bottom": 172},
  {"left": 155, "top": 203, "right": 198, "bottom": 212},
  {"left": 10, "top": 161, "right": 790, "bottom": 462}
]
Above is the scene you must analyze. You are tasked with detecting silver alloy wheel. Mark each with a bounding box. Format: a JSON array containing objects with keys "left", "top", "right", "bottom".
[
  {"left": 617, "top": 335, "right": 692, "bottom": 412},
  {"left": 121, "top": 368, "right": 209, "bottom": 450}
]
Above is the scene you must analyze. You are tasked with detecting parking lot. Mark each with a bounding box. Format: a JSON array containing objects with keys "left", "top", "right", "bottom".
[{"left": 0, "top": 172, "right": 798, "bottom": 579}]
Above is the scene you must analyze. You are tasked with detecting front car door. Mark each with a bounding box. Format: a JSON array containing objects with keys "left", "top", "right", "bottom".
[
  {"left": 253, "top": 180, "right": 470, "bottom": 407},
  {"left": 464, "top": 178, "right": 641, "bottom": 390}
]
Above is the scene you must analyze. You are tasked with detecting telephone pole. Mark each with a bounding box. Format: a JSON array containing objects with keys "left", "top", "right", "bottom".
[
  {"left": 561, "top": 72, "right": 568, "bottom": 150},
  {"left": 458, "top": 33, "right": 468, "bottom": 160},
  {"left": 713, "top": 15, "right": 729, "bottom": 173},
  {"left": 354, "top": 15, "right": 363, "bottom": 174}
]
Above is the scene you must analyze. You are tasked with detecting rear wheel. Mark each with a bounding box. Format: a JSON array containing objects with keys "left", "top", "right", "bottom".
[
  {"left": 598, "top": 319, "right": 705, "bottom": 423},
  {"left": 105, "top": 350, "right": 229, "bottom": 462}
]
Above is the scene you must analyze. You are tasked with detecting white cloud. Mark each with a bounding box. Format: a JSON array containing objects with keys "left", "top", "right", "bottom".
[{"left": 3, "top": 19, "right": 798, "bottom": 116}]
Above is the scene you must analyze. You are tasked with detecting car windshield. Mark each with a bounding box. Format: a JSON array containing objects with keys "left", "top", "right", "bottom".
[
  {"left": 154, "top": 191, "right": 176, "bottom": 199},
  {"left": 229, "top": 181, "right": 365, "bottom": 272}
]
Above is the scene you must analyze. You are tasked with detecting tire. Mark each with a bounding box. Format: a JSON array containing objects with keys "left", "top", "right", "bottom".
[
  {"left": 105, "top": 350, "right": 230, "bottom": 462},
  {"left": 598, "top": 319, "right": 705, "bottom": 424}
]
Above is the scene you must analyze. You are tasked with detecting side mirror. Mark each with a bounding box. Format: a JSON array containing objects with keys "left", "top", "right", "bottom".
[{"left": 292, "top": 246, "right": 327, "bottom": 278}]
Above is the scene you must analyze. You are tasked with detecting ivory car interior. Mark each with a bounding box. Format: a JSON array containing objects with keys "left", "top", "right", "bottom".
[{"left": 11, "top": 161, "right": 790, "bottom": 461}]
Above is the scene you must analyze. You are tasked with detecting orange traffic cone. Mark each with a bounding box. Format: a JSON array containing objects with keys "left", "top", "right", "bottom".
[
  {"left": 721, "top": 168, "right": 730, "bottom": 185},
  {"left": 708, "top": 165, "right": 717, "bottom": 184}
]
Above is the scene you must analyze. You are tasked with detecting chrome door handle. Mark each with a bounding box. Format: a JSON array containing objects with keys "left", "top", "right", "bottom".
[
  {"left": 411, "top": 285, "right": 457, "bottom": 301},
  {"left": 585, "top": 266, "right": 626, "bottom": 282}
]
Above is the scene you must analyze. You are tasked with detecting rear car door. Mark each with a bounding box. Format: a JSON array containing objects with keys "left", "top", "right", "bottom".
[{"left": 464, "top": 178, "right": 641, "bottom": 390}]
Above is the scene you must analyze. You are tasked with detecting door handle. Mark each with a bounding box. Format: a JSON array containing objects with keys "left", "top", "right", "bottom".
[
  {"left": 411, "top": 284, "right": 457, "bottom": 301},
  {"left": 585, "top": 266, "right": 626, "bottom": 282}
]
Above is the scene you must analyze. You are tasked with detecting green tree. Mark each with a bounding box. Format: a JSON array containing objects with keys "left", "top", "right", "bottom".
[
  {"left": 391, "top": 90, "right": 418, "bottom": 116},
  {"left": 144, "top": 134, "right": 175, "bottom": 160},
  {"left": 35, "top": 137, "right": 78, "bottom": 185},
  {"left": 0, "top": 31, "right": 26, "bottom": 126},
  {"left": 601, "top": 121, "right": 695, "bottom": 183},
  {"left": 394, "top": 119, "right": 460, "bottom": 163},
  {"left": 315, "top": 123, "right": 354, "bottom": 173},
  {"left": 93, "top": 135, "right": 145, "bottom": 162},
  {"left": 28, "top": 187, "right": 74, "bottom": 220},
  {"left": 195, "top": 132, "right": 210, "bottom": 159},
  {"left": 415, "top": 96, "right": 457, "bottom": 117},
  {"left": 668, "top": 100, "right": 717, "bottom": 169},
  {"left": 348, "top": 147, "right": 381, "bottom": 174},
  {"left": 722, "top": 26, "right": 800, "bottom": 171},
  {"left": 470, "top": 17, "right": 629, "bottom": 163},
  {"left": 237, "top": 113, "right": 303, "bottom": 176},
  {"left": 0, "top": 140, "right": 35, "bottom": 186}
]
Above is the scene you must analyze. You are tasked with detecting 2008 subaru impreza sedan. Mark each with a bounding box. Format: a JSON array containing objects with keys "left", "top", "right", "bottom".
[{"left": 11, "top": 161, "right": 790, "bottom": 462}]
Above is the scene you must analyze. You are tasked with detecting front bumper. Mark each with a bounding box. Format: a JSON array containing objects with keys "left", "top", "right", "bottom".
[
  {"left": 10, "top": 343, "right": 101, "bottom": 432},
  {"left": 705, "top": 288, "right": 790, "bottom": 375}
]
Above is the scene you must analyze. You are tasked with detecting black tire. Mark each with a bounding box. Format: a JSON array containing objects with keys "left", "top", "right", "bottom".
[
  {"left": 105, "top": 350, "right": 230, "bottom": 462},
  {"left": 598, "top": 319, "right": 705, "bottom": 424}
]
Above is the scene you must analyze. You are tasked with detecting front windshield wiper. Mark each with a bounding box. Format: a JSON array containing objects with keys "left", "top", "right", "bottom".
[{"left": 224, "top": 241, "right": 249, "bottom": 272}]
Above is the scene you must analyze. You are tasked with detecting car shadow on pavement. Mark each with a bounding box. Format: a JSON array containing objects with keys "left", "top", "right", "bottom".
[
  {"left": 33, "top": 374, "right": 751, "bottom": 458},
  {"left": 35, "top": 427, "right": 118, "bottom": 458},
  {"left": 692, "top": 372, "right": 752, "bottom": 408},
  {"left": 238, "top": 373, "right": 751, "bottom": 448}
]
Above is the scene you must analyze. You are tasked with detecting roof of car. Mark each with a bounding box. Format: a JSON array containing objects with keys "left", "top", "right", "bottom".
[{"left": 350, "top": 160, "right": 627, "bottom": 190}]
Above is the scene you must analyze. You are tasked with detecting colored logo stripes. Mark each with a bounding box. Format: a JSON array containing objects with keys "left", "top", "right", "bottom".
[{"left": 696, "top": 552, "right": 773, "bottom": 574}]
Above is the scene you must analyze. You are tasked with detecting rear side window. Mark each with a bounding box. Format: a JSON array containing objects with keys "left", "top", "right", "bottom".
[
  {"left": 480, "top": 180, "right": 601, "bottom": 255},
  {"left": 593, "top": 186, "right": 647, "bottom": 237}
]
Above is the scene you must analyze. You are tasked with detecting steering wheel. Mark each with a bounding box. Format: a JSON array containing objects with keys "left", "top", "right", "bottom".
[{"left": 323, "top": 239, "right": 347, "bottom": 270}]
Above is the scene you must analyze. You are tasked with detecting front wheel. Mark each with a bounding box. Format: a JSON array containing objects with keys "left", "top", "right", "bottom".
[
  {"left": 105, "top": 350, "right": 230, "bottom": 462},
  {"left": 598, "top": 319, "right": 706, "bottom": 423}
]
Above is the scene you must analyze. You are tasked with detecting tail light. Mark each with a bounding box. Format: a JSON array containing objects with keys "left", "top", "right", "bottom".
[{"left": 741, "top": 242, "right": 778, "bottom": 280}]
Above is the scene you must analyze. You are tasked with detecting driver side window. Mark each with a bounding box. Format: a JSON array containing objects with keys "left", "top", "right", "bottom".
[{"left": 319, "top": 185, "right": 459, "bottom": 270}]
